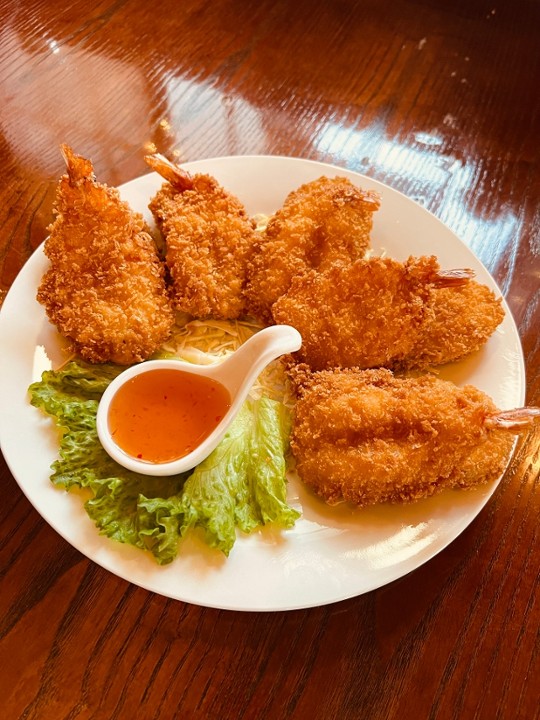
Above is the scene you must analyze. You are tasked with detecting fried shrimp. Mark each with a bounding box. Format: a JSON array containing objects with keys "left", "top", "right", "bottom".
[
  {"left": 37, "top": 145, "right": 174, "bottom": 365},
  {"left": 401, "top": 280, "right": 505, "bottom": 368},
  {"left": 146, "top": 153, "right": 257, "bottom": 319},
  {"left": 289, "top": 366, "right": 539, "bottom": 507},
  {"left": 272, "top": 255, "right": 473, "bottom": 371},
  {"left": 245, "top": 176, "right": 381, "bottom": 321}
]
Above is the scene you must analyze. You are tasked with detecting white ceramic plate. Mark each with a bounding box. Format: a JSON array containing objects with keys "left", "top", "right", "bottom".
[{"left": 0, "top": 156, "right": 526, "bottom": 611}]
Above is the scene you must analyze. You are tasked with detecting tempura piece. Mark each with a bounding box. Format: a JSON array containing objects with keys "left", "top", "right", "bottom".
[
  {"left": 272, "top": 255, "right": 472, "bottom": 371},
  {"left": 37, "top": 145, "right": 174, "bottom": 365},
  {"left": 246, "top": 176, "right": 381, "bottom": 321},
  {"left": 401, "top": 281, "right": 505, "bottom": 368},
  {"left": 146, "top": 153, "right": 257, "bottom": 319},
  {"left": 289, "top": 366, "right": 539, "bottom": 507}
]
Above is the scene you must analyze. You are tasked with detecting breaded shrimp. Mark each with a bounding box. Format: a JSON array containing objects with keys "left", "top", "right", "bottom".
[
  {"left": 245, "top": 176, "right": 381, "bottom": 322},
  {"left": 401, "top": 281, "right": 505, "bottom": 368},
  {"left": 289, "top": 366, "right": 539, "bottom": 507},
  {"left": 37, "top": 145, "right": 174, "bottom": 365},
  {"left": 146, "top": 154, "right": 257, "bottom": 319},
  {"left": 272, "top": 255, "right": 472, "bottom": 371}
]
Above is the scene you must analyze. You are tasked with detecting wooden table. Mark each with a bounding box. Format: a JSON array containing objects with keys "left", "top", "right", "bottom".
[{"left": 1, "top": 1, "right": 539, "bottom": 718}]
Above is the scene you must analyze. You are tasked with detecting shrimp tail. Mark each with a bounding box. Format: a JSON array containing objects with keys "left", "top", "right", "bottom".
[
  {"left": 433, "top": 268, "right": 476, "bottom": 288},
  {"left": 60, "top": 144, "right": 95, "bottom": 185},
  {"left": 485, "top": 407, "right": 540, "bottom": 431},
  {"left": 144, "top": 153, "right": 194, "bottom": 192}
]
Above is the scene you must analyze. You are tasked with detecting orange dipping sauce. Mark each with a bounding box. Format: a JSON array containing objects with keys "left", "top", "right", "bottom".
[{"left": 107, "top": 368, "right": 231, "bottom": 464}]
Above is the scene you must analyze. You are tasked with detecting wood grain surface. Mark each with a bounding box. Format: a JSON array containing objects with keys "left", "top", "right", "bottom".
[{"left": 1, "top": 0, "right": 539, "bottom": 718}]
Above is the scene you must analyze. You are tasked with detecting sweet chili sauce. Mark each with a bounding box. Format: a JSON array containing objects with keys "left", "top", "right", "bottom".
[{"left": 107, "top": 369, "right": 231, "bottom": 464}]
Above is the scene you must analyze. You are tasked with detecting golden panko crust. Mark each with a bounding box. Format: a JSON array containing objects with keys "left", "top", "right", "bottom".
[
  {"left": 401, "top": 281, "right": 505, "bottom": 368},
  {"left": 289, "top": 366, "right": 515, "bottom": 507},
  {"left": 149, "top": 174, "right": 257, "bottom": 320},
  {"left": 37, "top": 146, "right": 174, "bottom": 365},
  {"left": 246, "top": 176, "right": 380, "bottom": 322},
  {"left": 272, "top": 255, "right": 440, "bottom": 370}
]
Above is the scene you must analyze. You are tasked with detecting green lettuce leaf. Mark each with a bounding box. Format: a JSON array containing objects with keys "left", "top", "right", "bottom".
[
  {"left": 180, "top": 398, "right": 300, "bottom": 555},
  {"left": 30, "top": 362, "right": 188, "bottom": 563},
  {"left": 180, "top": 404, "right": 259, "bottom": 555},
  {"left": 29, "top": 360, "right": 299, "bottom": 563},
  {"left": 249, "top": 397, "right": 300, "bottom": 529}
]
